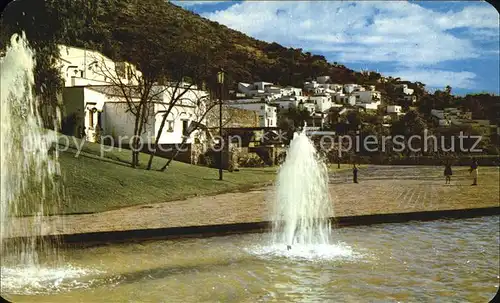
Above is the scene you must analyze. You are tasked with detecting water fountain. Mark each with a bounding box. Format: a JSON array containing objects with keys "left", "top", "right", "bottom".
[
  {"left": 0, "top": 32, "right": 77, "bottom": 295},
  {"left": 270, "top": 125, "right": 335, "bottom": 250}
]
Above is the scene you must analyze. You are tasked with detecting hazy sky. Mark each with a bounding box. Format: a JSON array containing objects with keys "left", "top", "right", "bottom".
[{"left": 173, "top": 0, "right": 499, "bottom": 95}]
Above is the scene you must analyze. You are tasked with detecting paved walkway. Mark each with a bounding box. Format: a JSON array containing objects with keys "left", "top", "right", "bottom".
[{"left": 6, "top": 166, "right": 499, "bottom": 237}]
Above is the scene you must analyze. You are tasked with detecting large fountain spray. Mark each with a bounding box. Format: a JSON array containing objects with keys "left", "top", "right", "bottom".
[
  {"left": 271, "top": 125, "right": 333, "bottom": 248},
  {"left": 0, "top": 33, "right": 68, "bottom": 294}
]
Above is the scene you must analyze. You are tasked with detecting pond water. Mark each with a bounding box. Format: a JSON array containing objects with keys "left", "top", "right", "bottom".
[{"left": 3, "top": 216, "right": 499, "bottom": 302}]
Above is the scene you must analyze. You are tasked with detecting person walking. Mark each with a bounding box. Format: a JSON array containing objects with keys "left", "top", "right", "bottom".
[
  {"left": 469, "top": 158, "right": 478, "bottom": 186},
  {"left": 353, "top": 163, "right": 359, "bottom": 183},
  {"left": 444, "top": 161, "right": 453, "bottom": 184}
]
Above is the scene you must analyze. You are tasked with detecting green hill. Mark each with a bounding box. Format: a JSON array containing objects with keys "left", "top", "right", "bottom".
[
  {"left": 2, "top": 0, "right": 498, "bottom": 121},
  {"left": 1, "top": 0, "right": 363, "bottom": 90}
]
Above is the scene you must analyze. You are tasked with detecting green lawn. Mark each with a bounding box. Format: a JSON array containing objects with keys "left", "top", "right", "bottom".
[
  {"left": 52, "top": 135, "right": 358, "bottom": 215},
  {"left": 40, "top": 135, "right": 487, "bottom": 216},
  {"left": 52, "top": 136, "right": 277, "bottom": 215}
]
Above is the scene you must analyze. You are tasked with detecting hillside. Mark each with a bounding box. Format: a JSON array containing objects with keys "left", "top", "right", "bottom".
[
  {"left": 1, "top": 0, "right": 498, "bottom": 125},
  {"left": 1, "top": 0, "right": 364, "bottom": 89},
  {"left": 105, "top": 0, "right": 363, "bottom": 87}
]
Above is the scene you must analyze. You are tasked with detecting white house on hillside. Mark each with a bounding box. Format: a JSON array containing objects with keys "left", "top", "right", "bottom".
[
  {"left": 353, "top": 90, "right": 381, "bottom": 104},
  {"left": 316, "top": 76, "right": 330, "bottom": 84},
  {"left": 344, "top": 84, "right": 364, "bottom": 93},
  {"left": 62, "top": 84, "right": 209, "bottom": 145},
  {"left": 309, "top": 94, "right": 333, "bottom": 113},
  {"left": 237, "top": 81, "right": 301, "bottom": 100},
  {"left": 226, "top": 100, "right": 277, "bottom": 127},
  {"left": 58, "top": 44, "right": 210, "bottom": 148},
  {"left": 271, "top": 95, "right": 308, "bottom": 111},
  {"left": 334, "top": 93, "right": 356, "bottom": 106},
  {"left": 430, "top": 108, "right": 476, "bottom": 127},
  {"left": 282, "top": 86, "right": 303, "bottom": 97},
  {"left": 58, "top": 45, "right": 141, "bottom": 87},
  {"left": 254, "top": 81, "right": 274, "bottom": 91},
  {"left": 387, "top": 105, "right": 402, "bottom": 114},
  {"left": 393, "top": 84, "right": 414, "bottom": 95}
]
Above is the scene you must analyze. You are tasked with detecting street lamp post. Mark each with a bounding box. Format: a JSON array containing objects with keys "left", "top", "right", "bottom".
[{"left": 217, "top": 69, "right": 225, "bottom": 181}]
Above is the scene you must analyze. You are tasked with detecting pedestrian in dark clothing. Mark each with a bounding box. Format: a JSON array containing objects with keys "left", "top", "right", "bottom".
[
  {"left": 469, "top": 158, "right": 478, "bottom": 185},
  {"left": 444, "top": 162, "right": 453, "bottom": 184},
  {"left": 353, "top": 164, "right": 358, "bottom": 183}
]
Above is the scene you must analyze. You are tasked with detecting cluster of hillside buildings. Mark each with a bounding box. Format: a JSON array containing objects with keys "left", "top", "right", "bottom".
[
  {"left": 58, "top": 45, "right": 402, "bottom": 147},
  {"left": 430, "top": 108, "right": 491, "bottom": 128},
  {"left": 57, "top": 45, "right": 493, "bottom": 162},
  {"left": 228, "top": 75, "right": 412, "bottom": 128}
]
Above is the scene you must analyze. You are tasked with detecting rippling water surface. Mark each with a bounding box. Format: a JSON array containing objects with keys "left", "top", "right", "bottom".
[{"left": 3, "top": 216, "right": 499, "bottom": 302}]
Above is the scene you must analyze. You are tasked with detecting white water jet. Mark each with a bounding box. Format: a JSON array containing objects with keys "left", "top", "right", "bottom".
[
  {"left": 1, "top": 33, "right": 98, "bottom": 297},
  {"left": 271, "top": 125, "right": 334, "bottom": 247},
  {"left": 1, "top": 32, "right": 61, "bottom": 269}
]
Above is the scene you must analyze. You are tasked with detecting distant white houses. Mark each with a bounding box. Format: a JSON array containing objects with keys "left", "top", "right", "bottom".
[
  {"left": 237, "top": 81, "right": 302, "bottom": 100},
  {"left": 316, "top": 75, "right": 330, "bottom": 84},
  {"left": 302, "top": 102, "right": 316, "bottom": 114},
  {"left": 226, "top": 99, "right": 278, "bottom": 127},
  {"left": 236, "top": 76, "right": 389, "bottom": 129},
  {"left": 308, "top": 94, "right": 333, "bottom": 113},
  {"left": 343, "top": 83, "right": 365, "bottom": 93},
  {"left": 387, "top": 105, "right": 403, "bottom": 114},
  {"left": 393, "top": 84, "right": 414, "bottom": 95},
  {"left": 392, "top": 83, "right": 417, "bottom": 104},
  {"left": 271, "top": 96, "right": 307, "bottom": 111},
  {"left": 429, "top": 107, "right": 487, "bottom": 127},
  {"left": 357, "top": 103, "right": 379, "bottom": 111},
  {"left": 352, "top": 90, "right": 381, "bottom": 104}
]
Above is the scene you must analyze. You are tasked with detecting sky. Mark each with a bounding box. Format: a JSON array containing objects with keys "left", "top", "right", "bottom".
[{"left": 172, "top": 0, "right": 499, "bottom": 96}]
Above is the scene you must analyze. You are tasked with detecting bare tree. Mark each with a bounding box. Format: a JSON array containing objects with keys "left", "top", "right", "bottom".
[
  {"left": 158, "top": 89, "right": 216, "bottom": 171},
  {"left": 145, "top": 81, "right": 198, "bottom": 170},
  {"left": 144, "top": 41, "right": 220, "bottom": 170},
  {"left": 157, "top": 89, "right": 246, "bottom": 171},
  {"left": 88, "top": 54, "right": 168, "bottom": 168}
]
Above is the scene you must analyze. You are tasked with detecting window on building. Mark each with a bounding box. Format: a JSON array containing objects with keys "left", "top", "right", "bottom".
[
  {"left": 260, "top": 105, "right": 264, "bottom": 110},
  {"left": 88, "top": 111, "right": 94, "bottom": 128},
  {"left": 182, "top": 120, "right": 189, "bottom": 136},
  {"left": 127, "top": 66, "right": 132, "bottom": 80},
  {"left": 115, "top": 62, "right": 126, "bottom": 78},
  {"left": 167, "top": 121, "right": 174, "bottom": 132},
  {"left": 97, "top": 112, "right": 102, "bottom": 128}
]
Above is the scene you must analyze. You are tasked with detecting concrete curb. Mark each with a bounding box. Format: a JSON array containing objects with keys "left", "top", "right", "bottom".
[{"left": 6, "top": 206, "right": 499, "bottom": 248}]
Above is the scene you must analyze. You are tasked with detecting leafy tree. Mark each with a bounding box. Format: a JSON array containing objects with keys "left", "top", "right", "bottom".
[
  {"left": 346, "top": 110, "right": 362, "bottom": 131},
  {"left": 280, "top": 106, "right": 311, "bottom": 131}
]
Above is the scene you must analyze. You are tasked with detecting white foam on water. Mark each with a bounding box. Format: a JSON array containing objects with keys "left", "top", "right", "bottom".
[
  {"left": 247, "top": 242, "right": 357, "bottom": 262},
  {"left": 1, "top": 265, "right": 104, "bottom": 295}
]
